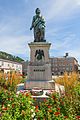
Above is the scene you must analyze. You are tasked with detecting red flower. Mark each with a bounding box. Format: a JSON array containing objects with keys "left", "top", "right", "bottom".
[
  {"left": 26, "top": 93, "right": 28, "bottom": 96},
  {"left": 35, "top": 105, "right": 39, "bottom": 112},
  {"left": 48, "top": 109, "right": 52, "bottom": 113},
  {"left": 52, "top": 96, "right": 55, "bottom": 99},
  {"left": 33, "top": 98, "right": 36, "bottom": 100},
  {"left": 61, "top": 101, "right": 64, "bottom": 105},
  {"left": 43, "top": 98, "right": 47, "bottom": 102},
  {"left": 76, "top": 116, "right": 80, "bottom": 119},
  {"left": 54, "top": 112, "right": 60, "bottom": 116},
  {"left": 10, "top": 98, "right": 14, "bottom": 101},
  {"left": 2, "top": 107, "right": 7, "bottom": 111},
  {"left": 8, "top": 98, "right": 11, "bottom": 101},
  {"left": 57, "top": 107, "right": 60, "bottom": 110},
  {"left": 64, "top": 116, "right": 68, "bottom": 119},
  {"left": 12, "top": 104, "right": 15, "bottom": 108},
  {"left": 36, "top": 109, "right": 39, "bottom": 112},
  {"left": 36, "top": 105, "right": 38, "bottom": 109},
  {"left": 48, "top": 105, "right": 51, "bottom": 108}
]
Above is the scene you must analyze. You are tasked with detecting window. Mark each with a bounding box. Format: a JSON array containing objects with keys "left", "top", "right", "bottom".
[
  {"left": 2, "top": 62, "right": 4, "bottom": 66},
  {"left": 70, "top": 67, "right": 72, "bottom": 71},
  {"left": 8, "top": 64, "right": 10, "bottom": 67},
  {"left": 70, "top": 63, "right": 73, "bottom": 66},
  {"left": 55, "top": 64, "right": 57, "bottom": 66},
  {"left": 16, "top": 65, "right": 18, "bottom": 68},
  {"left": 55, "top": 68, "right": 57, "bottom": 71},
  {"left": 19, "top": 66, "right": 22, "bottom": 70},
  {"left": 66, "top": 67, "right": 69, "bottom": 71},
  {"left": 12, "top": 64, "right": 14, "bottom": 67}
]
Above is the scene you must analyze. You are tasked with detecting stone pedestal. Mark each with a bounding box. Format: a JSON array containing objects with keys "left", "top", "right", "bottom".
[
  {"left": 27, "top": 63, "right": 52, "bottom": 81},
  {"left": 25, "top": 42, "right": 55, "bottom": 90},
  {"left": 29, "top": 42, "right": 51, "bottom": 63}
]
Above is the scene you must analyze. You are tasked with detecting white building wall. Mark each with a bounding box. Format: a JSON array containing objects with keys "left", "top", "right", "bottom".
[{"left": 0, "top": 59, "right": 22, "bottom": 74}]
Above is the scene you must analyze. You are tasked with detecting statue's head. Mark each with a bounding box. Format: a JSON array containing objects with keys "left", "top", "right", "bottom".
[{"left": 35, "top": 8, "right": 40, "bottom": 15}]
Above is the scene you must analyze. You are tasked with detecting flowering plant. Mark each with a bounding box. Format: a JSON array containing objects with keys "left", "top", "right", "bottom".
[{"left": 0, "top": 90, "right": 35, "bottom": 120}]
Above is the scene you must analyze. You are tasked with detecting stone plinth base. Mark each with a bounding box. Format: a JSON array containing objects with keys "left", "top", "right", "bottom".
[
  {"left": 24, "top": 80, "right": 55, "bottom": 90},
  {"left": 26, "top": 42, "right": 53, "bottom": 90}
]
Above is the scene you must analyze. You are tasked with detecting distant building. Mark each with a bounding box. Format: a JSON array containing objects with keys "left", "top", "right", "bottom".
[
  {"left": 21, "top": 53, "right": 79, "bottom": 76},
  {"left": 0, "top": 58, "right": 22, "bottom": 73},
  {"left": 50, "top": 56, "right": 78, "bottom": 75}
]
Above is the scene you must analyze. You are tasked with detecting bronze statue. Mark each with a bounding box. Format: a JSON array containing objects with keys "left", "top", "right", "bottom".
[{"left": 30, "top": 8, "right": 46, "bottom": 42}]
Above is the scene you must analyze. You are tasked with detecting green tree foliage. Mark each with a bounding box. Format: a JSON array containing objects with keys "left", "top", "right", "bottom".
[{"left": 0, "top": 51, "right": 24, "bottom": 63}]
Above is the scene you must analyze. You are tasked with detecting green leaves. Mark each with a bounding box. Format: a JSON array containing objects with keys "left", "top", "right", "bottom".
[
  {"left": 0, "top": 91, "right": 34, "bottom": 120},
  {"left": 0, "top": 84, "right": 80, "bottom": 120}
]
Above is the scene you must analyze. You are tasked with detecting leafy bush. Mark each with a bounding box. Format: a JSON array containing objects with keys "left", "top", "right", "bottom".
[
  {"left": 0, "top": 90, "right": 35, "bottom": 120},
  {"left": 0, "top": 89, "right": 80, "bottom": 120},
  {"left": 34, "top": 92, "right": 80, "bottom": 120}
]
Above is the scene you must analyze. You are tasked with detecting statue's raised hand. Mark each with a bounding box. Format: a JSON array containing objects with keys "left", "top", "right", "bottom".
[{"left": 30, "top": 27, "right": 32, "bottom": 30}]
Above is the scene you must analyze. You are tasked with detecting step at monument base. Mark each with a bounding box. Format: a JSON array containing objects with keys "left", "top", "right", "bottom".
[{"left": 24, "top": 80, "right": 55, "bottom": 90}]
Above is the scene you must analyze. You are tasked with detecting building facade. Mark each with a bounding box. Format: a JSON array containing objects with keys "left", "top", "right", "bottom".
[
  {"left": 0, "top": 59, "right": 22, "bottom": 73},
  {"left": 50, "top": 57, "right": 78, "bottom": 75}
]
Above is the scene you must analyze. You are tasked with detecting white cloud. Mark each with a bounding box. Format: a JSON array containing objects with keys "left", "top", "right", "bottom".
[
  {"left": 0, "top": 11, "right": 33, "bottom": 60},
  {"left": 76, "top": 0, "right": 80, "bottom": 5},
  {"left": 0, "top": 35, "right": 32, "bottom": 59},
  {"left": 45, "top": 0, "right": 80, "bottom": 21},
  {"left": 46, "top": 28, "right": 58, "bottom": 38},
  {"left": 50, "top": 33, "right": 80, "bottom": 63},
  {"left": 51, "top": 34, "right": 75, "bottom": 50}
]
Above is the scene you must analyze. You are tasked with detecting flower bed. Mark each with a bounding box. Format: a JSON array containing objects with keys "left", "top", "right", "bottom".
[
  {"left": 0, "top": 72, "right": 80, "bottom": 120},
  {"left": 0, "top": 87, "right": 80, "bottom": 120},
  {"left": 0, "top": 89, "right": 35, "bottom": 120}
]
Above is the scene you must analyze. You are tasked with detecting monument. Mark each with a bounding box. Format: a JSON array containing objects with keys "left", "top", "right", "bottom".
[{"left": 25, "top": 8, "right": 54, "bottom": 90}]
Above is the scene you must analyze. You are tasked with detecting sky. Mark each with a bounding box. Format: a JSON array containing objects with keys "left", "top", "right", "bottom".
[{"left": 0, "top": 0, "right": 80, "bottom": 63}]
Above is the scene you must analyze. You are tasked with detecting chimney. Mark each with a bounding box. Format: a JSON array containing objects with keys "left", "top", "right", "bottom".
[{"left": 65, "top": 53, "right": 68, "bottom": 58}]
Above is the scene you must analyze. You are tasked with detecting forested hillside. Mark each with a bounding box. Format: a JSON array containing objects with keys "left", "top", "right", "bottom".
[{"left": 0, "top": 51, "right": 24, "bottom": 63}]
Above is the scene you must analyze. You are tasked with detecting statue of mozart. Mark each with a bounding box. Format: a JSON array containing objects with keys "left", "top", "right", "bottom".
[{"left": 30, "top": 8, "right": 46, "bottom": 42}]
